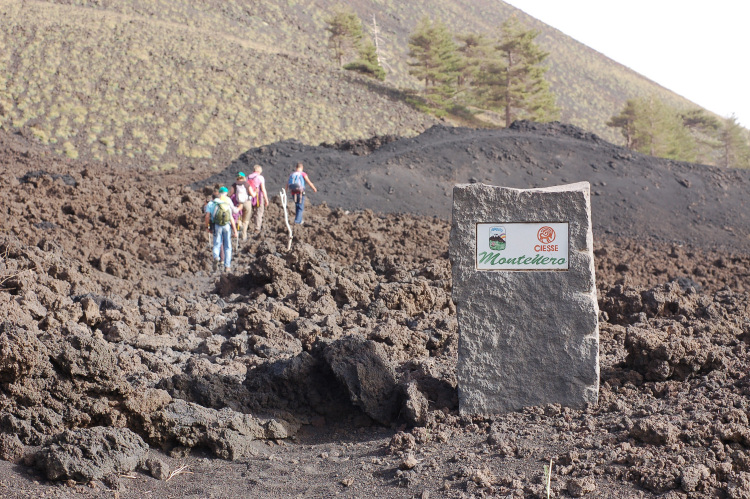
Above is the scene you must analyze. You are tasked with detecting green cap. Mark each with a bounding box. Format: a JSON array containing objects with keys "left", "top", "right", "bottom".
[
  {"left": 219, "top": 186, "right": 229, "bottom": 193},
  {"left": 237, "top": 172, "right": 246, "bottom": 178}
]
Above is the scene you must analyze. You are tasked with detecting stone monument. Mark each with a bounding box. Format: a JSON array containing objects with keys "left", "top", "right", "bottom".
[{"left": 450, "top": 182, "right": 599, "bottom": 414}]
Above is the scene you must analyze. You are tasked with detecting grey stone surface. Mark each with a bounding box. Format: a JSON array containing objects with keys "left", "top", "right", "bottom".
[
  {"left": 145, "top": 455, "right": 171, "bottom": 480},
  {"left": 322, "top": 335, "right": 399, "bottom": 425},
  {"left": 450, "top": 182, "right": 599, "bottom": 414},
  {"left": 36, "top": 426, "right": 148, "bottom": 481},
  {"left": 400, "top": 381, "right": 429, "bottom": 427},
  {"left": 148, "top": 399, "right": 296, "bottom": 460}
]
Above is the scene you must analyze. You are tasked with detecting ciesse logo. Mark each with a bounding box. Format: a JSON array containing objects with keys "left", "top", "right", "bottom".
[{"left": 535, "top": 226, "right": 558, "bottom": 252}]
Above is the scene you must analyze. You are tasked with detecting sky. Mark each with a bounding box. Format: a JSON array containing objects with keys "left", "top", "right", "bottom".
[{"left": 503, "top": 0, "right": 749, "bottom": 128}]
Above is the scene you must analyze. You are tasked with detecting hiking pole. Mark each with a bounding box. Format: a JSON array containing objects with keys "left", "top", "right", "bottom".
[{"left": 280, "top": 188, "right": 293, "bottom": 251}]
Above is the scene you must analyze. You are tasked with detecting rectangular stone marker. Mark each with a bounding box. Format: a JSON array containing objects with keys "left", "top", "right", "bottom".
[{"left": 450, "top": 182, "right": 599, "bottom": 414}]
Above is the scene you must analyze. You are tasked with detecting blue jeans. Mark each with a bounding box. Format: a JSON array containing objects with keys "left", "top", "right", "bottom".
[
  {"left": 213, "top": 224, "right": 232, "bottom": 268},
  {"left": 293, "top": 192, "right": 305, "bottom": 224}
]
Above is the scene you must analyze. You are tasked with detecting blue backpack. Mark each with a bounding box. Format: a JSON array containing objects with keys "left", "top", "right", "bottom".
[{"left": 288, "top": 171, "right": 304, "bottom": 194}]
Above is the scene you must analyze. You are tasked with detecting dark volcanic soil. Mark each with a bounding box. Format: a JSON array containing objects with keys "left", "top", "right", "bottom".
[
  {"left": 1, "top": 124, "right": 750, "bottom": 498},
  {"left": 203, "top": 122, "right": 750, "bottom": 253}
]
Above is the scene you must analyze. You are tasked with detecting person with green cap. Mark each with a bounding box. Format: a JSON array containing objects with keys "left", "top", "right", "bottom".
[
  {"left": 210, "top": 186, "right": 240, "bottom": 272},
  {"left": 203, "top": 187, "right": 224, "bottom": 262},
  {"left": 230, "top": 172, "right": 257, "bottom": 241}
]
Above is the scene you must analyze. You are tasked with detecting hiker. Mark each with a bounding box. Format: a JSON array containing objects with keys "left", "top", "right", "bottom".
[
  {"left": 247, "top": 164, "right": 269, "bottom": 233},
  {"left": 287, "top": 162, "right": 317, "bottom": 225},
  {"left": 203, "top": 188, "right": 220, "bottom": 232},
  {"left": 210, "top": 186, "right": 239, "bottom": 272},
  {"left": 229, "top": 191, "right": 243, "bottom": 229},
  {"left": 230, "top": 172, "right": 257, "bottom": 241},
  {"left": 203, "top": 188, "right": 224, "bottom": 262}
]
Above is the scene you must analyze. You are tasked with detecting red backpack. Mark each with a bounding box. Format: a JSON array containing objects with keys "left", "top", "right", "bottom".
[{"left": 247, "top": 173, "right": 262, "bottom": 205}]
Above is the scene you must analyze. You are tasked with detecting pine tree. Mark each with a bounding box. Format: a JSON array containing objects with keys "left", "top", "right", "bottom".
[
  {"left": 475, "top": 17, "right": 559, "bottom": 126},
  {"left": 719, "top": 115, "right": 750, "bottom": 168},
  {"left": 455, "top": 32, "right": 493, "bottom": 91},
  {"left": 344, "top": 41, "right": 386, "bottom": 80},
  {"left": 607, "top": 99, "right": 640, "bottom": 149},
  {"left": 607, "top": 96, "right": 697, "bottom": 162},
  {"left": 680, "top": 109, "right": 721, "bottom": 164},
  {"left": 326, "top": 7, "right": 385, "bottom": 80},
  {"left": 609, "top": 100, "right": 750, "bottom": 167},
  {"left": 407, "top": 17, "right": 461, "bottom": 102},
  {"left": 325, "top": 7, "right": 364, "bottom": 66}
]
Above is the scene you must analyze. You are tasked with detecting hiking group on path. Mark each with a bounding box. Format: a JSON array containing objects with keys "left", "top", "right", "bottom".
[{"left": 203, "top": 162, "right": 317, "bottom": 272}]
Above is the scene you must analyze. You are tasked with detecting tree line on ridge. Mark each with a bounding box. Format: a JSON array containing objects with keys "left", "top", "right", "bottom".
[{"left": 324, "top": 7, "right": 749, "bottom": 168}]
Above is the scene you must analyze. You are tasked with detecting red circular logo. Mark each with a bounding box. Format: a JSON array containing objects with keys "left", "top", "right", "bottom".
[{"left": 537, "top": 226, "right": 556, "bottom": 244}]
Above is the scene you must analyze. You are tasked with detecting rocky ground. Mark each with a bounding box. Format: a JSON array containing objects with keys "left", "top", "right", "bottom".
[{"left": 1, "top": 125, "right": 749, "bottom": 498}]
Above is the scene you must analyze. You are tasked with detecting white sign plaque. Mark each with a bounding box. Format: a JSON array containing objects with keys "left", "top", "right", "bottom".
[{"left": 475, "top": 222, "right": 569, "bottom": 271}]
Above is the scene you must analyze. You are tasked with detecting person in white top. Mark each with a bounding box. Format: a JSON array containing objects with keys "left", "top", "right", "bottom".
[{"left": 230, "top": 172, "right": 256, "bottom": 241}]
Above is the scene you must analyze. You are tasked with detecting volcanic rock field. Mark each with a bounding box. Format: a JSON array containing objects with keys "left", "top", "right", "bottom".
[{"left": 1, "top": 123, "right": 750, "bottom": 498}]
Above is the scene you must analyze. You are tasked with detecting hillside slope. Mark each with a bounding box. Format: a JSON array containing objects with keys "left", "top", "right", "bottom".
[
  {"left": 1, "top": 0, "right": 710, "bottom": 169},
  {"left": 0, "top": 1, "right": 435, "bottom": 169}
]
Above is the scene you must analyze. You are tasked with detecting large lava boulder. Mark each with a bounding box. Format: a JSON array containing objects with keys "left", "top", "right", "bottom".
[
  {"left": 322, "top": 335, "right": 398, "bottom": 425},
  {"left": 36, "top": 426, "right": 148, "bottom": 481}
]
